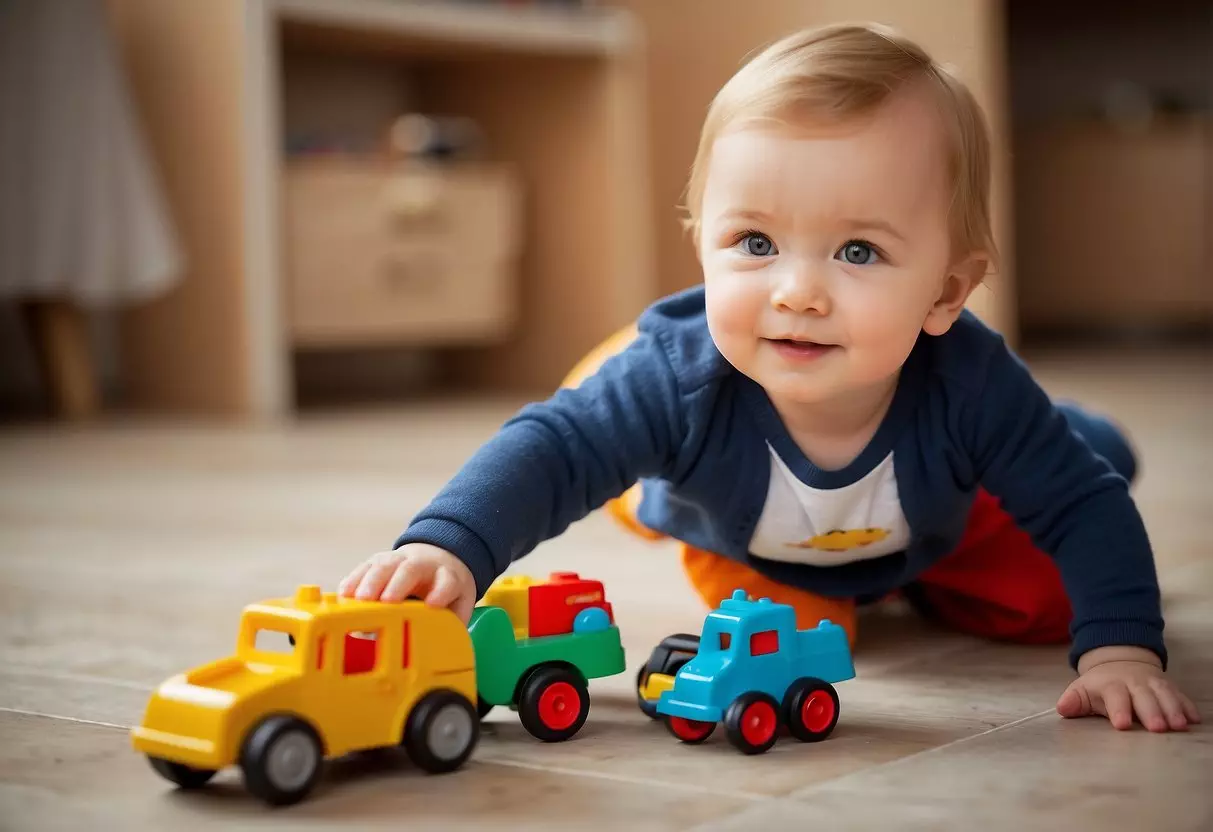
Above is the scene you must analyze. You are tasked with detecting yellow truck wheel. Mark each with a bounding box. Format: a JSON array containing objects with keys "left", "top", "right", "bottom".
[
  {"left": 404, "top": 690, "right": 479, "bottom": 774},
  {"left": 240, "top": 716, "right": 324, "bottom": 807}
]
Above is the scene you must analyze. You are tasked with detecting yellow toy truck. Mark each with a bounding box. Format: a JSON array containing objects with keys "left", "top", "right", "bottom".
[{"left": 131, "top": 585, "right": 479, "bottom": 806}]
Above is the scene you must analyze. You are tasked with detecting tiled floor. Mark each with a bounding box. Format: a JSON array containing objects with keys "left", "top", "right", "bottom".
[{"left": 1, "top": 348, "right": 1211, "bottom": 830}]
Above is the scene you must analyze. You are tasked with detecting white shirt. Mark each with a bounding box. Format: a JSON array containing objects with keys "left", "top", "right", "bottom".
[{"left": 748, "top": 444, "right": 912, "bottom": 567}]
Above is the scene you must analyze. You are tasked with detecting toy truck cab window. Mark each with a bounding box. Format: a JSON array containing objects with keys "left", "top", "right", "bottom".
[
  {"left": 254, "top": 629, "right": 294, "bottom": 655},
  {"left": 239, "top": 613, "right": 303, "bottom": 670},
  {"left": 699, "top": 618, "right": 739, "bottom": 655},
  {"left": 750, "top": 630, "right": 778, "bottom": 656},
  {"left": 342, "top": 629, "right": 382, "bottom": 676}
]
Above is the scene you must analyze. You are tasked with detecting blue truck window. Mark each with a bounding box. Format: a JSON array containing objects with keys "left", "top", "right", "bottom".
[
  {"left": 720, "top": 632, "right": 731, "bottom": 650},
  {"left": 751, "top": 630, "right": 778, "bottom": 656}
]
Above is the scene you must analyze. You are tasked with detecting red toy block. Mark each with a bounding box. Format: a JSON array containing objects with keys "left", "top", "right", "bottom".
[{"left": 527, "top": 572, "right": 614, "bottom": 638}]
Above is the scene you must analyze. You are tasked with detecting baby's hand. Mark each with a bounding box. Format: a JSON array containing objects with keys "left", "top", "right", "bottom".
[
  {"left": 1057, "top": 645, "right": 1202, "bottom": 732},
  {"left": 338, "top": 543, "right": 478, "bottom": 623}
]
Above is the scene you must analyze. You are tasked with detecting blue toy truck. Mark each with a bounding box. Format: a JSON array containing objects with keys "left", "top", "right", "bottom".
[{"left": 655, "top": 589, "right": 855, "bottom": 754}]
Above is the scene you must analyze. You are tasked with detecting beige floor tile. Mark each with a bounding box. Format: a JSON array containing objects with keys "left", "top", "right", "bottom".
[
  {"left": 695, "top": 713, "right": 1212, "bottom": 832},
  {"left": 0, "top": 711, "right": 754, "bottom": 830},
  {"left": 1, "top": 348, "right": 1210, "bottom": 829}
]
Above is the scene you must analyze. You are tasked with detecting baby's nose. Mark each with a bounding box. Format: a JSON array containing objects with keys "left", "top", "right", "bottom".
[{"left": 771, "top": 262, "right": 831, "bottom": 315}]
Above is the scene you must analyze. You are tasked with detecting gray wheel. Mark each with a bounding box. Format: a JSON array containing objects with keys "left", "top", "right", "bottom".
[
  {"left": 240, "top": 716, "right": 324, "bottom": 806},
  {"left": 405, "top": 690, "right": 479, "bottom": 773}
]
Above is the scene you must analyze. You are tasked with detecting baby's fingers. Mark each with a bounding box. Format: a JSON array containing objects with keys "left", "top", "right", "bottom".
[
  {"left": 451, "top": 591, "right": 476, "bottom": 625},
  {"left": 426, "top": 565, "right": 461, "bottom": 608},
  {"left": 1180, "top": 692, "right": 1202, "bottom": 724},
  {"left": 1151, "top": 678, "right": 1202, "bottom": 727},
  {"left": 380, "top": 559, "right": 430, "bottom": 602},
  {"left": 339, "top": 562, "right": 371, "bottom": 597},
  {"left": 354, "top": 558, "right": 399, "bottom": 600},
  {"left": 427, "top": 566, "right": 476, "bottom": 624},
  {"left": 1128, "top": 684, "right": 1168, "bottom": 733},
  {"left": 1097, "top": 682, "right": 1134, "bottom": 730}
]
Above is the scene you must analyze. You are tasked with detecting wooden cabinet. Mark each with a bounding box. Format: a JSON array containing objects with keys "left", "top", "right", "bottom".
[
  {"left": 284, "top": 161, "right": 522, "bottom": 346},
  {"left": 108, "top": 0, "right": 653, "bottom": 417},
  {"left": 1015, "top": 121, "right": 1213, "bottom": 335}
]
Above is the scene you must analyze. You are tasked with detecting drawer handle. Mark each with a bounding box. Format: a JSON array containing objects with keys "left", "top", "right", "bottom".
[
  {"left": 382, "top": 258, "right": 443, "bottom": 293},
  {"left": 383, "top": 178, "right": 446, "bottom": 230}
]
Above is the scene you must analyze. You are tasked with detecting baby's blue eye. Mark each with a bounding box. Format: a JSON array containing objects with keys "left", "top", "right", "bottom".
[
  {"left": 837, "top": 241, "right": 879, "bottom": 265},
  {"left": 740, "top": 233, "right": 776, "bottom": 257}
]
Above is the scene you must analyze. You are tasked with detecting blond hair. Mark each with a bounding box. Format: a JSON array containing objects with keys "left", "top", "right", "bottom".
[{"left": 683, "top": 22, "right": 996, "bottom": 266}]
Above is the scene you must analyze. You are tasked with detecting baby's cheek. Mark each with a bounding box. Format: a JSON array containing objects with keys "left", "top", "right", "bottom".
[
  {"left": 845, "top": 300, "right": 923, "bottom": 370},
  {"left": 706, "top": 277, "right": 759, "bottom": 333},
  {"left": 705, "top": 281, "right": 760, "bottom": 367}
]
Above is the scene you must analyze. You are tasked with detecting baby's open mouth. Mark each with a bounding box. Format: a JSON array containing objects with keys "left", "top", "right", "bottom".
[{"left": 764, "top": 338, "right": 838, "bottom": 360}]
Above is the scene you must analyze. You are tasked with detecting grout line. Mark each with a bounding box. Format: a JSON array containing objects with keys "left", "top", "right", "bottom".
[
  {"left": 687, "top": 708, "right": 1056, "bottom": 830},
  {"left": 478, "top": 756, "right": 765, "bottom": 802},
  {"left": 790, "top": 707, "right": 1056, "bottom": 797},
  {"left": 2, "top": 666, "right": 155, "bottom": 692},
  {"left": 0, "top": 706, "right": 129, "bottom": 731},
  {"left": 0, "top": 706, "right": 765, "bottom": 803}
]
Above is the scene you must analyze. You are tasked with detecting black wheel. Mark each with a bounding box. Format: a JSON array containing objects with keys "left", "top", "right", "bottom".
[
  {"left": 783, "top": 678, "right": 840, "bottom": 743},
  {"left": 724, "top": 692, "right": 781, "bottom": 755},
  {"left": 239, "top": 716, "right": 324, "bottom": 807},
  {"left": 636, "top": 659, "right": 692, "bottom": 720},
  {"left": 477, "top": 695, "right": 495, "bottom": 720},
  {"left": 636, "top": 666, "right": 660, "bottom": 720},
  {"left": 637, "top": 634, "right": 699, "bottom": 721},
  {"left": 405, "top": 690, "right": 479, "bottom": 774},
  {"left": 517, "top": 665, "right": 590, "bottom": 742},
  {"left": 147, "top": 756, "right": 216, "bottom": 789}
]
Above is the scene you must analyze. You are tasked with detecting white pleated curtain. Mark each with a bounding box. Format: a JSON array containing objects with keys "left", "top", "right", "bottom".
[{"left": 0, "top": 0, "right": 182, "bottom": 307}]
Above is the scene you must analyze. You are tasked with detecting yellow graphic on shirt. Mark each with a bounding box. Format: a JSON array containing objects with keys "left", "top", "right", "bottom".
[{"left": 787, "top": 528, "right": 890, "bottom": 552}]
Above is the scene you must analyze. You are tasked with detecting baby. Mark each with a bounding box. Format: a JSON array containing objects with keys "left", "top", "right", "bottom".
[{"left": 341, "top": 23, "right": 1199, "bottom": 732}]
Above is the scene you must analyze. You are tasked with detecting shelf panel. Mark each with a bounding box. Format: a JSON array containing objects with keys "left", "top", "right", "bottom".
[{"left": 273, "top": 0, "right": 637, "bottom": 58}]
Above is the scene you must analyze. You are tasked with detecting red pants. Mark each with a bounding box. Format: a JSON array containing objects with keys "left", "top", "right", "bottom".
[{"left": 678, "top": 488, "right": 1071, "bottom": 648}]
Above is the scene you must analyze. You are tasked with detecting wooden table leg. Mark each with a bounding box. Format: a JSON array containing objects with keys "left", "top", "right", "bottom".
[{"left": 23, "top": 300, "right": 101, "bottom": 420}]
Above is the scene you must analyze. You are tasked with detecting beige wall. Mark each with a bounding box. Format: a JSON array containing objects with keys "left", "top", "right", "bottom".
[{"left": 607, "top": 0, "right": 1016, "bottom": 339}]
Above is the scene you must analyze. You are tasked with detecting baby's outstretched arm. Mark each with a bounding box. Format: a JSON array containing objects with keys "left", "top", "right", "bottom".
[
  {"left": 341, "top": 320, "right": 686, "bottom": 614},
  {"left": 1058, "top": 645, "right": 1202, "bottom": 732}
]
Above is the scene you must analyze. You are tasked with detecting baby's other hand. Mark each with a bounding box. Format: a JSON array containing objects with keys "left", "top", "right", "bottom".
[
  {"left": 1057, "top": 646, "right": 1202, "bottom": 732},
  {"left": 338, "top": 543, "right": 477, "bottom": 623}
]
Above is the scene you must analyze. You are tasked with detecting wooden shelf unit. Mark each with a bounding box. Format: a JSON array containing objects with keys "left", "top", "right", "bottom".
[{"left": 109, "top": 0, "right": 655, "bottom": 417}]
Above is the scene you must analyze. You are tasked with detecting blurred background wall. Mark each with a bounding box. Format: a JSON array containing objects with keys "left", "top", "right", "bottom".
[
  {"left": 0, "top": 0, "right": 1208, "bottom": 422},
  {"left": 1008, "top": 0, "right": 1213, "bottom": 343}
]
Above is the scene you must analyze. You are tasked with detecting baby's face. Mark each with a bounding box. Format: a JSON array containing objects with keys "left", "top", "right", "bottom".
[{"left": 699, "top": 88, "right": 967, "bottom": 408}]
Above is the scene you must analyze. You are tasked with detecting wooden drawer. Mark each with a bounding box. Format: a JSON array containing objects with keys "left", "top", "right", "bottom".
[{"left": 283, "top": 160, "right": 522, "bottom": 346}]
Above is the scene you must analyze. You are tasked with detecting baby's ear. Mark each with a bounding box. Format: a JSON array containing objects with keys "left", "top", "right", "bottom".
[{"left": 923, "top": 254, "right": 987, "bottom": 336}]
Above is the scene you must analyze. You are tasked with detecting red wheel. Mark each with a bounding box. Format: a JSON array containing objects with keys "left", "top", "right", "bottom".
[
  {"left": 537, "top": 681, "right": 580, "bottom": 732},
  {"left": 801, "top": 690, "right": 834, "bottom": 733},
  {"left": 665, "top": 715, "right": 716, "bottom": 744},
  {"left": 518, "top": 666, "right": 590, "bottom": 742},
  {"left": 783, "top": 678, "right": 840, "bottom": 742},
  {"left": 738, "top": 701, "right": 777, "bottom": 747},
  {"left": 724, "top": 692, "right": 780, "bottom": 754}
]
